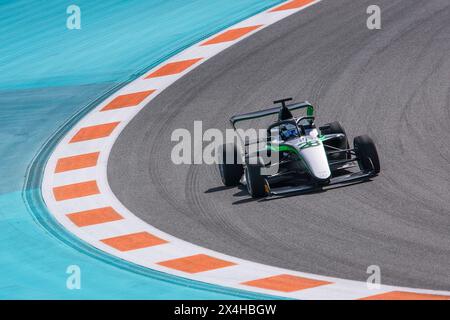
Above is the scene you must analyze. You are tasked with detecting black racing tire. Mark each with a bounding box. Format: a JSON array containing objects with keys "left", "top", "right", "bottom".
[
  {"left": 245, "top": 164, "right": 270, "bottom": 198},
  {"left": 354, "top": 135, "right": 380, "bottom": 174},
  {"left": 218, "top": 144, "right": 244, "bottom": 186},
  {"left": 320, "top": 121, "right": 350, "bottom": 160}
]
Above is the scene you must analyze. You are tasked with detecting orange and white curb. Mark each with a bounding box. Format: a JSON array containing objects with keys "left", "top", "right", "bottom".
[{"left": 41, "top": 0, "right": 450, "bottom": 300}]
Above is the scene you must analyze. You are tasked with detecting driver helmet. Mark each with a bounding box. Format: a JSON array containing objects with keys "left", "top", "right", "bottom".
[{"left": 280, "top": 123, "right": 298, "bottom": 140}]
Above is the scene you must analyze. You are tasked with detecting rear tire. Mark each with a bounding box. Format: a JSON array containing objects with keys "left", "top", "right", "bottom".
[
  {"left": 354, "top": 135, "right": 380, "bottom": 174},
  {"left": 218, "top": 144, "right": 244, "bottom": 186},
  {"left": 320, "top": 121, "right": 349, "bottom": 160},
  {"left": 245, "top": 164, "right": 269, "bottom": 198}
]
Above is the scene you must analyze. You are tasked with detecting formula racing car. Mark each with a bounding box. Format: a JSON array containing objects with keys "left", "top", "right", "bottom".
[{"left": 218, "top": 98, "right": 380, "bottom": 198}]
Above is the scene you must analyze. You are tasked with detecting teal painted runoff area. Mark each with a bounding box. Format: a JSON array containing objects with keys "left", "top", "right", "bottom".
[{"left": 0, "top": 0, "right": 284, "bottom": 299}]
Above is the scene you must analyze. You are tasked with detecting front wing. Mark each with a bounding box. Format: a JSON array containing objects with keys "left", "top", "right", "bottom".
[{"left": 268, "top": 170, "right": 375, "bottom": 197}]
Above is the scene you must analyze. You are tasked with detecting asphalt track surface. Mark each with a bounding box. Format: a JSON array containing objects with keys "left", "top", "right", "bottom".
[{"left": 109, "top": 0, "right": 450, "bottom": 291}]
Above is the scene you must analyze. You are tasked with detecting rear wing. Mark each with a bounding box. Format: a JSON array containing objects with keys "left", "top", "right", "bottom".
[{"left": 230, "top": 101, "right": 314, "bottom": 129}]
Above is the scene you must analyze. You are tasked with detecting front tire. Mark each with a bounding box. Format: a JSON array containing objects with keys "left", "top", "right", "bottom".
[
  {"left": 354, "top": 135, "right": 380, "bottom": 174},
  {"left": 245, "top": 164, "right": 270, "bottom": 198},
  {"left": 218, "top": 144, "right": 244, "bottom": 186}
]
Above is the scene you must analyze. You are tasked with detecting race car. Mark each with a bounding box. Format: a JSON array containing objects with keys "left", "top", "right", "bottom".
[{"left": 218, "top": 98, "right": 380, "bottom": 198}]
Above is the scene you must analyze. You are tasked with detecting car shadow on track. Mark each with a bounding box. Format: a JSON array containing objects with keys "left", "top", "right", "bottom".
[
  {"left": 204, "top": 185, "right": 261, "bottom": 205},
  {"left": 204, "top": 185, "right": 235, "bottom": 193}
]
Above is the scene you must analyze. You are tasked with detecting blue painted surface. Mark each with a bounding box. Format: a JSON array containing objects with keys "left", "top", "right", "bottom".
[{"left": 0, "top": 0, "right": 284, "bottom": 299}]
